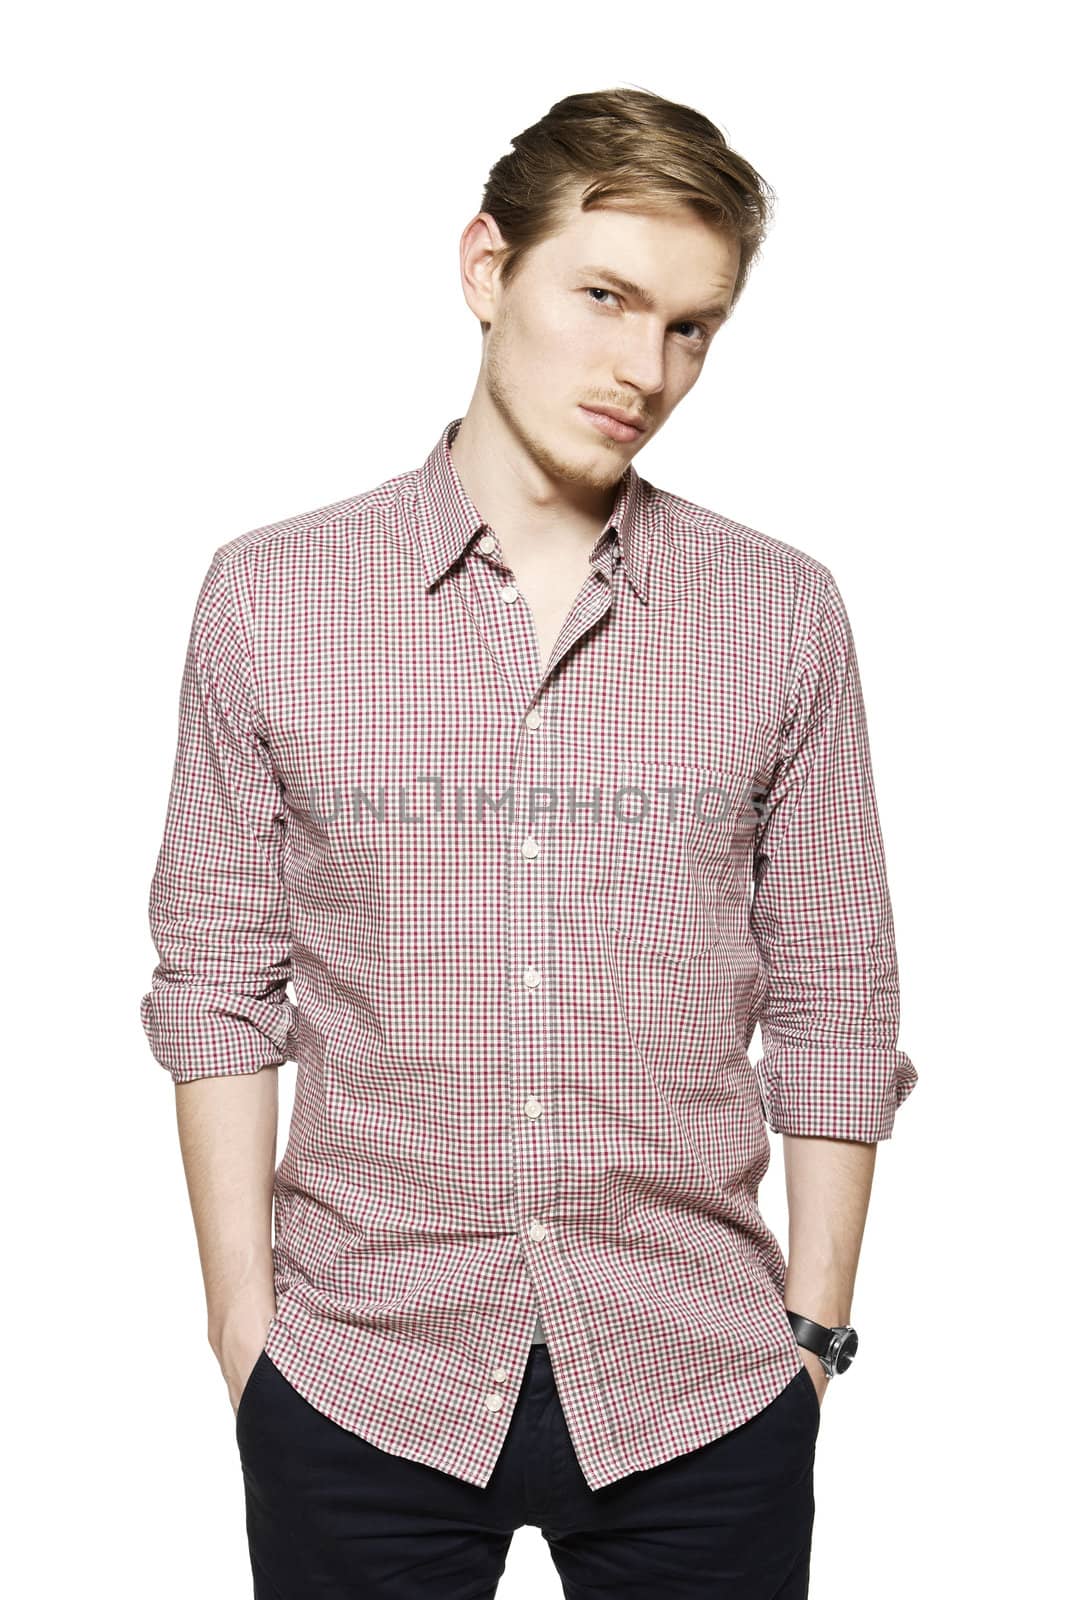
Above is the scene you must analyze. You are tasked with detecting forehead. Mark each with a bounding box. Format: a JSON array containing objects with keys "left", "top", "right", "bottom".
[{"left": 537, "top": 202, "right": 739, "bottom": 312}]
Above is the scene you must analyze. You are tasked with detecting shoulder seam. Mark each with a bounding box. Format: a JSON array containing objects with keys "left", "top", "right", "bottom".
[{"left": 212, "top": 472, "right": 415, "bottom": 565}]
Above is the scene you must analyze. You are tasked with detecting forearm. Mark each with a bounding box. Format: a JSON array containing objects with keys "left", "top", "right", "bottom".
[
  {"left": 781, "top": 1134, "right": 877, "bottom": 1324},
  {"left": 174, "top": 1067, "right": 279, "bottom": 1356}
]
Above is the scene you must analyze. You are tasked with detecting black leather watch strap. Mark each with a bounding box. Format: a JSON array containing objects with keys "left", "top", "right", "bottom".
[
  {"left": 787, "top": 1309, "right": 859, "bottom": 1376},
  {"left": 787, "top": 1311, "right": 830, "bottom": 1357}
]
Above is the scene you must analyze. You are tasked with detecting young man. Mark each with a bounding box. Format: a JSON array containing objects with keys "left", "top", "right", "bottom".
[{"left": 141, "top": 87, "right": 918, "bottom": 1599}]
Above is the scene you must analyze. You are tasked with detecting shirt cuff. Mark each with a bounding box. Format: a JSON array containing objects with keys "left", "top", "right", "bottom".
[
  {"left": 754, "top": 1042, "right": 918, "bottom": 1142},
  {"left": 139, "top": 987, "right": 297, "bottom": 1084}
]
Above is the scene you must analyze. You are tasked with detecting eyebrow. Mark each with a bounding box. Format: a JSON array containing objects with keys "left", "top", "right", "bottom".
[{"left": 574, "top": 264, "right": 730, "bottom": 322}]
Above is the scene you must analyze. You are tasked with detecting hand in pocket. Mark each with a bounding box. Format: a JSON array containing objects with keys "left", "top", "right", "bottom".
[{"left": 225, "top": 1313, "right": 276, "bottom": 1417}]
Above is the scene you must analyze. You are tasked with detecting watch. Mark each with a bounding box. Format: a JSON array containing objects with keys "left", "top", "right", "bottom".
[{"left": 787, "top": 1310, "right": 859, "bottom": 1378}]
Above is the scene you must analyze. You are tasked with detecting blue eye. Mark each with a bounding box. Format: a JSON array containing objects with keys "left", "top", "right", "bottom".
[{"left": 676, "top": 321, "right": 709, "bottom": 346}]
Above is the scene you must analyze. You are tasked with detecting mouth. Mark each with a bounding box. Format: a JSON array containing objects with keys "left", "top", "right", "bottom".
[{"left": 578, "top": 405, "right": 647, "bottom": 444}]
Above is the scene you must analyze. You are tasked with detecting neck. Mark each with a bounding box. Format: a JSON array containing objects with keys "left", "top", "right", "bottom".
[{"left": 447, "top": 394, "right": 620, "bottom": 565}]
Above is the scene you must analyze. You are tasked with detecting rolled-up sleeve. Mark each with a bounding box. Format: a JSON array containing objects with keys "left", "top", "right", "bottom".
[
  {"left": 139, "top": 549, "right": 297, "bottom": 1083},
  {"left": 750, "top": 567, "right": 918, "bottom": 1142}
]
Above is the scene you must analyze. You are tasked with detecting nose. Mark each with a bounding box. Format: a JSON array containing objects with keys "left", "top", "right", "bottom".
[{"left": 611, "top": 335, "right": 666, "bottom": 404}]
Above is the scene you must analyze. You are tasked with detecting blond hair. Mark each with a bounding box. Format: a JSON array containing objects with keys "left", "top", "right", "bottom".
[{"left": 479, "top": 86, "right": 775, "bottom": 314}]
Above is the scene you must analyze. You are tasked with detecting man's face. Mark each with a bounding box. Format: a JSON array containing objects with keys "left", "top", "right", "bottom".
[{"left": 472, "top": 196, "right": 740, "bottom": 494}]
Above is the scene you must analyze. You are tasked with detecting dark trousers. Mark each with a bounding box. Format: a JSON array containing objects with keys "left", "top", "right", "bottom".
[{"left": 236, "top": 1340, "right": 819, "bottom": 1598}]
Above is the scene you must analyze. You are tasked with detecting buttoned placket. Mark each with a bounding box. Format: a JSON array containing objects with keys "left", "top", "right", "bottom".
[{"left": 461, "top": 523, "right": 622, "bottom": 1418}]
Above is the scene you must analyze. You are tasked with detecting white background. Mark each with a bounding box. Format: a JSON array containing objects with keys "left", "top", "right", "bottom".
[{"left": 5, "top": 1, "right": 1066, "bottom": 1593}]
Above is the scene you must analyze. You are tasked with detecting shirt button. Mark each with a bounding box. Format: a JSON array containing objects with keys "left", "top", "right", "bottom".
[
  {"left": 491, "top": 1366, "right": 508, "bottom": 1382},
  {"left": 485, "top": 1392, "right": 505, "bottom": 1411},
  {"left": 524, "top": 1095, "right": 543, "bottom": 1118},
  {"left": 528, "top": 1220, "right": 547, "bottom": 1241},
  {"left": 525, "top": 708, "right": 543, "bottom": 732},
  {"left": 478, "top": 533, "right": 496, "bottom": 554},
  {"left": 521, "top": 836, "right": 539, "bottom": 859},
  {"left": 500, "top": 585, "right": 519, "bottom": 603},
  {"left": 522, "top": 966, "right": 541, "bottom": 988}
]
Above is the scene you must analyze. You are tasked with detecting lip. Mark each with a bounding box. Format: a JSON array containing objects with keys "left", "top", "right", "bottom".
[{"left": 578, "top": 405, "right": 647, "bottom": 443}]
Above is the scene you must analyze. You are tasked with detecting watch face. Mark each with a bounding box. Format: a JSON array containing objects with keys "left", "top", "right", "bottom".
[{"left": 834, "top": 1328, "right": 859, "bottom": 1374}]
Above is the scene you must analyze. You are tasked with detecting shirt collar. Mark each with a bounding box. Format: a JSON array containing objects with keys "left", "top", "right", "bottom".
[{"left": 405, "top": 417, "right": 654, "bottom": 603}]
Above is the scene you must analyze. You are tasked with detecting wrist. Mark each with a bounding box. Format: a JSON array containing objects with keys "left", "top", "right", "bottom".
[
  {"left": 783, "top": 1285, "right": 851, "bottom": 1328},
  {"left": 787, "top": 1308, "right": 860, "bottom": 1377},
  {"left": 208, "top": 1284, "right": 276, "bottom": 1359}
]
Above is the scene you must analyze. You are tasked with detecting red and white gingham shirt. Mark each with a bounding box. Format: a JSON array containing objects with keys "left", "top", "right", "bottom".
[{"left": 140, "top": 416, "right": 918, "bottom": 1490}]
